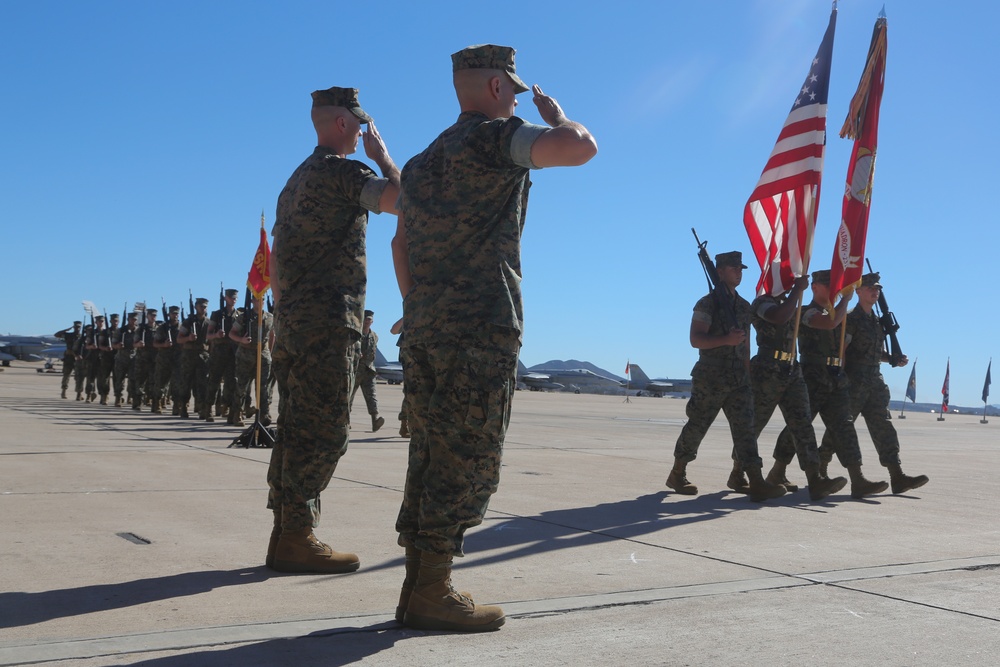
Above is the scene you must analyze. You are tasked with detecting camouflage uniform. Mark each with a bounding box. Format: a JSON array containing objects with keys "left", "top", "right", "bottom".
[
  {"left": 231, "top": 308, "right": 274, "bottom": 422},
  {"left": 73, "top": 326, "right": 93, "bottom": 397},
  {"left": 95, "top": 323, "right": 115, "bottom": 401},
  {"left": 774, "top": 300, "right": 864, "bottom": 467},
  {"left": 673, "top": 291, "right": 764, "bottom": 471},
  {"left": 819, "top": 304, "right": 902, "bottom": 466},
  {"left": 750, "top": 294, "right": 821, "bottom": 469},
  {"left": 207, "top": 298, "right": 240, "bottom": 415},
  {"left": 154, "top": 314, "right": 180, "bottom": 404},
  {"left": 113, "top": 320, "right": 136, "bottom": 403},
  {"left": 132, "top": 314, "right": 159, "bottom": 408},
  {"left": 177, "top": 309, "right": 211, "bottom": 413},
  {"left": 54, "top": 324, "right": 81, "bottom": 395},
  {"left": 396, "top": 108, "right": 548, "bottom": 556},
  {"left": 350, "top": 326, "right": 379, "bottom": 418},
  {"left": 268, "top": 140, "right": 390, "bottom": 532}
]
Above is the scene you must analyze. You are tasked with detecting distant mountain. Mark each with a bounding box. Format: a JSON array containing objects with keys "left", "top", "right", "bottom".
[{"left": 529, "top": 359, "right": 625, "bottom": 382}]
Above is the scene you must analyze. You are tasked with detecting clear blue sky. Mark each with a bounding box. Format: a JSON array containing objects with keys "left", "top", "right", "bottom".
[{"left": 2, "top": 1, "right": 996, "bottom": 407}]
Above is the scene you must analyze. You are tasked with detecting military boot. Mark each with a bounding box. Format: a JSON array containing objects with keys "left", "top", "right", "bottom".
[
  {"left": 805, "top": 464, "right": 847, "bottom": 501},
  {"left": 396, "top": 546, "right": 421, "bottom": 624},
  {"left": 765, "top": 460, "right": 799, "bottom": 493},
  {"left": 265, "top": 511, "right": 281, "bottom": 569},
  {"left": 151, "top": 397, "right": 162, "bottom": 415},
  {"left": 666, "top": 458, "right": 698, "bottom": 495},
  {"left": 372, "top": 414, "right": 385, "bottom": 433},
  {"left": 86, "top": 392, "right": 93, "bottom": 403},
  {"left": 231, "top": 410, "right": 245, "bottom": 427},
  {"left": 403, "top": 552, "right": 505, "bottom": 632},
  {"left": 726, "top": 462, "right": 750, "bottom": 494},
  {"left": 220, "top": 405, "right": 229, "bottom": 418},
  {"left": 819, "top": 451, "right": 833, "bottom": 478},
  {"left": 132, "top": 397, "right": 142, "bottom": 411},
  {"left": 99, "top": 394, "right": 108, "bottom": 405},
  {"left": 847, "top": 464, "right": 889, "bottom": 498},
  {"left": 114, "top": 396, "right": 122, "bottom": 407},
  {"left": 746, "top": 467, "right": 787, "bottom": 502},
  {"left": 76, "top": 392, "right": 83, "bottom": 401},
  {"left": 179, "top": 404, "right": 188, "bottom": 418},
  {"left": 399, "top": 419, "right": 410, "bottom": 438},
  {"left": 271, "top": 528, "right": 360, "bottom": 574},
  {"left": 61, "top": 389, "right": 67, "bottom": 399},
  {"left": 887, "top": 464, "right": 929, "bottom": 495},
  {"left": 202, "top": 408, "right": 215, "bottom": 423}
]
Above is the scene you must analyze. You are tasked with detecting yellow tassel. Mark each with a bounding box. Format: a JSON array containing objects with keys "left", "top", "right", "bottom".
[{"left": 840, "top": 18, "right": 887, "bottom": 140}]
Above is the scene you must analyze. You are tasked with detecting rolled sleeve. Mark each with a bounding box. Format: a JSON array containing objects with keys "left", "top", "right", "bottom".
[
  {"left": 359, "top": 177, "right": 389, "bottom": 214},
  {"left": 509, "top": 122, "right": 548, "bottom": 169}
]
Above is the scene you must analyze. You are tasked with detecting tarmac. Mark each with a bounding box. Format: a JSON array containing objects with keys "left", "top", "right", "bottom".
[{"left": 1, "top": 364, "right": 998, "bottom": 666}]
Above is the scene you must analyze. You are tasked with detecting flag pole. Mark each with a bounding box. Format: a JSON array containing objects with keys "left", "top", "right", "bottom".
[{"left": 899, "top": 355, "right": 915, "bottom": 419}]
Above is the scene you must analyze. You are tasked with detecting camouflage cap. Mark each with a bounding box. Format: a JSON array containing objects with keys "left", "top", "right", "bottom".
[
  {"left": 94, "top": 315, "right": 105, "bottom": 322},
  {"left": 715, "top": 251, "right": 748, "bottom": 269},
  {"left": 364, "top": 309, "right": 374, "bottom": 318},
  {"left": 73, "top": 320, "right": 82, "bottom": 326},
  {"left": 195, "top": 297, "right": 209, "bottom": 306},
  {"left": 127, "top": 312, "right": 138, "bottom": 319},
  {"left": 110, "top": 313, "right": 120, "bottom": 320},
  {"left": 451, "top": 44, "right": 530, "bottom": 93},
  {"left": 146, "top": 308, "right": 158, "bottom": 316},
  {"left": 860, "top": 272, "right": 881, "bottom": 287},
  {"left": 168, "top": 305, "right": 180, "bottom": 314},
  {"left": 310, "top": 87, "right": 373, "bottom": 124},
  {"left": 225, "top": 288, "right": 239, "bottom": 298},
  {"left": 811, "top": 269, "right": 831, "bottom": 285}
]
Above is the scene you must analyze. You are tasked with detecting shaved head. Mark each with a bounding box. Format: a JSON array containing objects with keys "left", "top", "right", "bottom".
[{"left": 453, "top": 68, "right": 518, "bottom": 119}]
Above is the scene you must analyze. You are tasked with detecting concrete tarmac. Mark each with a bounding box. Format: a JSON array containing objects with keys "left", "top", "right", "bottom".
[{"left": 1, "top": 365, "right": 998, "bottom": 666}]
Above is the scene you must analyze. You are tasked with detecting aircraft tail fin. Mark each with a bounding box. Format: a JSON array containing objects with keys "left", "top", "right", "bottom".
[{"left": 627, "top": 363, "right": 651, "bottom": 385}]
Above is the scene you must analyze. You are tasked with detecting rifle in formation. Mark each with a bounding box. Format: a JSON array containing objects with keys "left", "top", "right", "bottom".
[
  {"left": 161, "top": 298, "right": 172, "bottom": 344},
  {"left": 865, "top": 259, "right": 904, "bottom": 366},
  {"left": 691, "top": 228, "right": 739, "bottom": 331}
]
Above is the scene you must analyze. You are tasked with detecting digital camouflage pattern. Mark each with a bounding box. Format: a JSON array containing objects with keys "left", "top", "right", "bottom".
[
  {"left": 350, "top": 329, "right": 379, "bottom": 416},
  {"left": 399, "top": 112, "right": 547, "bottom": 345},
  {"left": 132, "top": 317, "right": 159, "bottom": 407},
  {"left": 272, "top": 147, "right": 388, "bottom": 336},
  {"left": 674, "top": 291, "right": 763, "bottom": 469},
  {"left": 177, "top": 314, "right": 210, "bottom": 409},
  {"left": 267, "top": 326, "right": 359, "bottom": 531},
  {"left": 775, "top": 301, "right": 864, "bottom": 467},
  {"left": 750, "top": 294, "right": 821, "bottom": 469},
  {"left": 819, "top": 306, "right": 902, "bottom": 466},
  {"left": 154, "top": 320, "right": 180, "bottom": 402},
  {"left": 113, "top": 323, "right": 135, "bottom": 401},
  {"left": 231, "top": 309, "right": 273, "bottom": 420},
  {"left": 55, "top": 326, "right": 81, "bottom": 392},
  {"left": 95, "top": 326, "right": 115, "bottom": 399},
  {"left": 396, "top": 330, "right": 519, "bottom": 555},
  {"left": 206, "top": 305, "right": 240, "bottom": 411}
]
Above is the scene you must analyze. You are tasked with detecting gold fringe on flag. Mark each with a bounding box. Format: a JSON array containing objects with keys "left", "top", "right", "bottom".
[{"left": 840, "top": 17, "right": 887, "bottom": 140}]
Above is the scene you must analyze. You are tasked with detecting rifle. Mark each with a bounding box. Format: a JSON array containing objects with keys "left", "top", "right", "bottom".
[
  {"left": 242, "top": 287, "right": 252, "bottom": 333},
  {"left": 161, "top": 298, "right": 172, "bottom": 344},
  {"left": 865, "top": 259, "right": 904, "bottom": 367},
  {"left": 188, "top": 289, "right": 197, "bottom": 339},
  {"left": 691, "top": 228, "right": 739, "bottom": 331},
  {"left": 266, "top": 294, "right": 273, "bottom": 314}
]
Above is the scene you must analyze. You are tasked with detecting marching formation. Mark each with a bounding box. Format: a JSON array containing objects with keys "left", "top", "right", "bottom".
[{"left": 54, "top": 288, "right": 274, "bottom": 427}]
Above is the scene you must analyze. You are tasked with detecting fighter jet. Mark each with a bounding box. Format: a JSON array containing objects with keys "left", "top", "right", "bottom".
[
  {"left": 625, "top": 363, "right": 692, "bottom": 398},
  {"left": 0, "top": 335, "right": 59, "bottom": 365},
  {"left": 517, "top": 361, "right": 623, "bottom": 394},
  {"left": 374, "top": 346, "right": 403, "bottom": 385}
]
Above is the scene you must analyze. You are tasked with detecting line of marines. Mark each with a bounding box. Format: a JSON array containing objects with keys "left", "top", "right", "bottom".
[
  {"left": 667, "top": 251, "right": 929, "bottom": 503},
  {"left": 54, "top": 288, "right": 274, "bottom": 427}
]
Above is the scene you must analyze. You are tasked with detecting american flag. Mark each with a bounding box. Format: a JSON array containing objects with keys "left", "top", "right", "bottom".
[{"left": 744, "top": 7, "right": 837, "bottom": 297}]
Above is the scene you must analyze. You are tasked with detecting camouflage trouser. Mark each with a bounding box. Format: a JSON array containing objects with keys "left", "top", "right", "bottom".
[
  {"left": 398, "top": 348, "right": 411, "bottom": 427},
  {"left": 61, "top": 355, "right": 75, "bottom": 392},
  {"left": 97, "top": 351, "right": 115, "bottom": 398},
  {"left": 265, "top": 326, "right": 359, "bottom": 532},
  {"left": 206, "top": 342, "right": 236, "bottom": 411},
  {"left": 673, "top": 363, "right": 763, "bottom": 470},
  {"left": 133, "top": 349, "right": 158, "bottom": 405},
  {"left": 349, "top": 366, "right": 379, "bottom": 416},
  {"left": 820, "top": 369, "right": 901, "bottom": 467},
  {"left": 751, "top": 358, "right": 821, "bottom": 469},
  {"left": 154, "top": 349, "right": 176, "bottom": 401},
  {"left": 113, "top": 350, "right": 134, "bottom": 400},
  {"left": 776, "top": 364, "right": 863, "bottom": 467},
  {"left": 233, "top": 346, "right": 272, "bottom": 420},
  {"left": 177, "top": 348, "right": 209, "bottom": 408},
  {"left": 86, "top": 354, "right": 100, "bottom": 395},
  {"left": 395, "top": 330, "right": 519, "bottom": 556},
  {"left": 267, "top": 337, "right": 290, "bottom": 515},
  {"left": 74, "top": 356, "right": 92, "bottom": 394}
]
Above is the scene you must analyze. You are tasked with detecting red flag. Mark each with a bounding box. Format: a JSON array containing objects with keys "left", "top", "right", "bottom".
[
  {"left": 247, "top": 225, "right": 271, "bottom": 298},
  {"left": 830, "top": 14, "right": 888, "bottom": 300},
  {"left": 625, "top": 360, "right": 630, "bottom": 377},
  {"left": 941, "top": 359, "right": 950, "bottom": 413},
  {"left": 744, "top": 7, "right": 836, "bottom": 297}
]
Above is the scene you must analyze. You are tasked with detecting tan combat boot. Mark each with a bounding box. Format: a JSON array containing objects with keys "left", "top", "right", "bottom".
[
  {"left": 231, "top": 410, "right": 245, "bottom": 427},
  {"left": 372, "top": 415, "right": 385, "bottom": 433},
  {"left": 271, "top": 528, "right": 360, "bottom": 574},
  {"left": 746, "top": 467, "right": 787, "bottom": 502},
  {"left": 726, "top": 462, "right": 750, "bottom": 494},
  {"left": 396, "top": 546, "right": 421, "bottom": 624},
  {"left": 404, "top": 552, "right": 505, "bottom": 632},
  {"left": 765, "top": 460, "right": 799, "bottom": 492},
  {"left": 151, "top": 397, "right": 162, "bottom": 414},
  {"left": 805, "top": 464, "right": 847, "bottom": 501},
  {"left": 847, "top": 464, "right": 889, "bottom": 498},
  {"left": 887, "top": 464, "right": 929, "bottom": 495},
  {"left": 666, "top": 458, "right": 698, "bottom": 495}
]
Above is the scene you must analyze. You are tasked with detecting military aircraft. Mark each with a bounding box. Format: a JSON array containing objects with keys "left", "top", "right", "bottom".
[
  {"left": 0, "top": 335, "right": 60, "bottom": 365},
  {"left": 517, "top": 361, "right": 624, "bottom": 394},
  {"left": 374, "top": 346, "right": 403, "bottom": 385},
  {"left": 625, "top": 363, "right": 693, "bottom": 398}
]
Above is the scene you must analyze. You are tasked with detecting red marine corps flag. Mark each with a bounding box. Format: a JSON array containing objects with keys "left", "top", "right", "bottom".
[
  {"left": 744, "top": 6, "right": 837, "bottom": 296},
  {"left": 829, "top": 10, "right": 888, "bottom": 301},
  {"left": 941, "top": 359, "right": 951, "bottom": 414},
  {"left": 247, "top": 211, "right": 271, "bottom": 298}
]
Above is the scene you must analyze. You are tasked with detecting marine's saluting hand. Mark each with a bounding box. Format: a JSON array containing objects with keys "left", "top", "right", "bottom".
[
  {"left": 532, "top": 85, "right": 568, "bottom": 127},
  {"left": 362, "top": 121, "right": 390, "bottom": 164}
]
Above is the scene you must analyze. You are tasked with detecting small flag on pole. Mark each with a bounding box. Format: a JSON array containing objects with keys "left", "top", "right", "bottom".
[
  {"left": 625, "top": 360, "right": 630, "bottom": 377},
  {"left": 941, "top": 359, "right": 950, "bottom": 413},
  {"left": 247, "top": 211, "right": 271, "bottom": 298},
  {"left": 905, "top": 361, "right": 917, "bottom": 403},
  {"left": 983, "top": 360, "right": 992, "bottom": 404}
]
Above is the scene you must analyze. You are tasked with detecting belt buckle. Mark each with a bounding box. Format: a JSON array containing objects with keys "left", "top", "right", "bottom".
[
  {"left": 827, "top": 357, "right": 842, "bottom": 367},
  {"left": 773, "top": 350, "right": 791, "bottom": 362}
]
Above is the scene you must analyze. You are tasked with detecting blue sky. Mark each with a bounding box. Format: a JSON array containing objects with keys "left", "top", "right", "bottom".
[{"left": 2, "top": 1, "right": 996, "bottom": 407}]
